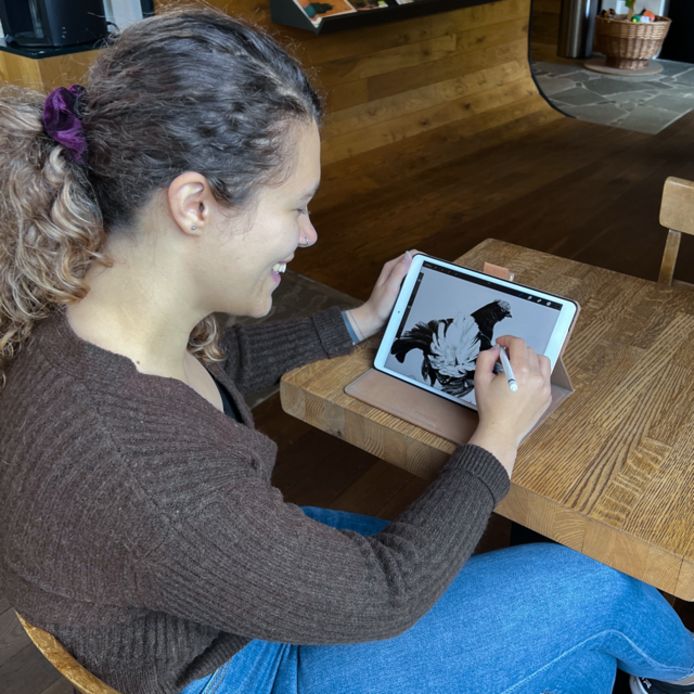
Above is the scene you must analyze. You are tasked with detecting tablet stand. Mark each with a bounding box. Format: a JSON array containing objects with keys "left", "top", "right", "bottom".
[{"left": 344, "top": 261, "right": 574, "bottom": 446}]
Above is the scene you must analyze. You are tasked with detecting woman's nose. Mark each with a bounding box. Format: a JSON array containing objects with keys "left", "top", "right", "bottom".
[{"left": 300, "top": 217, "right": 318, "bottom": 248}]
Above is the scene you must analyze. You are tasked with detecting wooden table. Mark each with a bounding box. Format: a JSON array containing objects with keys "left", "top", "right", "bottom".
[{"left": 281, "top": 239, "right": 694, "bottom": 600}]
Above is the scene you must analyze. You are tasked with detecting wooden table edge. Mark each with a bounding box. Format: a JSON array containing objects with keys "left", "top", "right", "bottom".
[
  {"left": 280, "top": 372, "right": 693, "bottom": 600},
  {"left": 279, "top": 239, "right": 694, "bottom": 601}
]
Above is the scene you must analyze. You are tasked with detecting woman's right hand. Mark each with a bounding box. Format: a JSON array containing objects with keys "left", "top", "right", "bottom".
[{"left": 468, "top": 336, "right": 552, "bottom": 477}]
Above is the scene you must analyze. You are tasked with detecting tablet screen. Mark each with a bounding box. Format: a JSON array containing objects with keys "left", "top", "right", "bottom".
[{"left": 374, "top": 256, "right": 578, "bottom": 410}]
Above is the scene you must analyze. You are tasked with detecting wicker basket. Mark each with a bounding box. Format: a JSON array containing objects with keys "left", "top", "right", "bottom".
[{"left": 594, "top": 14, "right": 671, "bottom": 70}]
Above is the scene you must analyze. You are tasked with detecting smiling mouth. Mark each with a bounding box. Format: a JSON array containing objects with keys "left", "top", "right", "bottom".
[{"left": 272, "top": 263, "right": 287, "bottom": 274}]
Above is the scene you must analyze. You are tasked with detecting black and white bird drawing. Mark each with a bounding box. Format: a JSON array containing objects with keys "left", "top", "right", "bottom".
[{"left": 390, "top": 300, "right": 512, "bottom": 398}]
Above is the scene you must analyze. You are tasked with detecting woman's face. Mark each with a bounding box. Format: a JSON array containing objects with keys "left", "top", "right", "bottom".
[{"left": 201, "top": 120, "right": 321, "bottom": 318}]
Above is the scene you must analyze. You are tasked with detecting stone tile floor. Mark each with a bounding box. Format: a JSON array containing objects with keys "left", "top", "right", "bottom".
[{"left": 533, "top": 59, "right": 694, "bottom": 134}]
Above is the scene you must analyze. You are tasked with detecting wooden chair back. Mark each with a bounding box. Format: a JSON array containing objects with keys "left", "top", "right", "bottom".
[
  {"left": 15, "top": 612, "right": 122, "bottom": 694},
  {"left": 658, "top": 176, "right": 694, "bottom": 286}
]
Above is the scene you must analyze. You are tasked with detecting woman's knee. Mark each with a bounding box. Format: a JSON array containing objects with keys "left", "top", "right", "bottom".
[{"left": 499, "top": 542, "right": 649, "bottom": 620}]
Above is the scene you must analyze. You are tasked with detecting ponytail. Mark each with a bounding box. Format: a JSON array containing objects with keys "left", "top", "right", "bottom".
[{"left": 0, "top": 87, "right": 106, "bottom": 387}]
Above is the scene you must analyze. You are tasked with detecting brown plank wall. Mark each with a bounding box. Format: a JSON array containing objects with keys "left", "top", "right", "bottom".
[
  {"left": 200, "top": 0, "right": 561, "bottom": 206},
  {"left": 0, "top": 0, "right": 562, "bottom": 213},
  {"left": 0, "top": 50, "right": 99, "bottom": 92},
  {"left": 528, "top": 0, "right": 561, "bottom": 61}
]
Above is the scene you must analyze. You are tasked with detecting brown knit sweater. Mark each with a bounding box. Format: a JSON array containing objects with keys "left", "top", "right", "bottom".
[{"left": 0, "top": 306, "right": 509, "bottom": 694}]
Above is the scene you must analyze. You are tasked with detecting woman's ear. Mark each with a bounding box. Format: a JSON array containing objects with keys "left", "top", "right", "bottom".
[{"left": 167, "top": 172, "right": 213, "bottom": 236}]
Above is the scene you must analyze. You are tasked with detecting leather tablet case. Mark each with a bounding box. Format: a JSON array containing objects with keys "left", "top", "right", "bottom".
[
  {"left": 344, "top": 360, "right": 572, "bottom": 445},
  {"left": 344, "top": 261, "right": 575, "bottom": 445}
]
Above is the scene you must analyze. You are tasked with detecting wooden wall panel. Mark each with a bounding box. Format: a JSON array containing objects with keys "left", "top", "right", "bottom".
[
  {"left": 0, "top": 0, "right": 558, "bottom": 197},
  {"left": 326, "top": 25, "right": 530, "bottom": 110},
  {"left": 529, "top": 0, "right": 562, "bottom": 62},
  {"left": 322, "top": 71, "right": 536, "bottom": 163},
  {"left": 297, "top": 0, "right": 531, "bottom": 65},
  {"left": 0, "top": 50, "right": 99, "bottom": 92},
  {"left": 204, "top": 0, "right": 558, "bottom": 170}
]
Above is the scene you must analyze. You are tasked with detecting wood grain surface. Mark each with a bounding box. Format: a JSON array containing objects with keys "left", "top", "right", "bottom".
[
  {"left": 528, "top": 0, "right": 564, "bottom": 63},
  {"left": 658, "top": 177, "right": 694, "bottom": 286},
  {"left": 281, "top": 239, "right": 694, "bottom": 600},
  {"left": 0, "top": 49, "right": 99, "bottom": 92},
  {"left": 204, "top": 0, "right": 561, "bottom": 167},
  {"left": 1, "top": 0, "right": 557, "bottom": 179}
]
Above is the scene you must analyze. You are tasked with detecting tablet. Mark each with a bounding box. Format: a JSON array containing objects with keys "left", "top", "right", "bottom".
[{"left": 373, "top": 253, "right": 579, "bottom": 411}]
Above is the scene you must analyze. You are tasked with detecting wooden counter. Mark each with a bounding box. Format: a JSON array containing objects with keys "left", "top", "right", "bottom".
[
  {"left": 281, "top": 239, "right": 694, "bottom": 600},
  {"left": 0, "top": 46, "right": 99, "bottom": 91}
]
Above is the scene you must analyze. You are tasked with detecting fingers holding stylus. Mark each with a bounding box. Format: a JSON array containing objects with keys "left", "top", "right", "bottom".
[
  {"left": 495, "top": 336, "right": 551, "bottom": 390},
  {"left": 470, "top": 337, "right": 552, "bottom": 476}
]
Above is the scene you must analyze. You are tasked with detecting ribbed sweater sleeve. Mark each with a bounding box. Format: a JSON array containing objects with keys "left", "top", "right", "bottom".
[
  {"left": 136, "top": 444, "right": 508, "bottom": 644},
  {"left": 0, "top": 309, "right": 511, "bottom": 693},
  {"left": 220, "top": 305, "right": 352, "bottom": 396}
]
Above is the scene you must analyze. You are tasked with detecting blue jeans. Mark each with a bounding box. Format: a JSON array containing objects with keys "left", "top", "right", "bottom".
[{"left": 181, "top": 506, "right": 694, "bottom": 694}]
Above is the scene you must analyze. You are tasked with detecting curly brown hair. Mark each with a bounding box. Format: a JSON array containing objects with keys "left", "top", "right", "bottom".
[{"left": 0, "top": 7, "right": 322, "bottom": 387}]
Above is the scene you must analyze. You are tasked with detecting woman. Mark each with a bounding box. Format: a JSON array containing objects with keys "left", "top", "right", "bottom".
[{"left": 0, "top": 8, "right": 691, "bottom": 694}]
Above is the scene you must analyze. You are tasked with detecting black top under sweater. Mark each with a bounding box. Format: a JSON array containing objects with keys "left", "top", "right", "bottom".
[
  {"left": 212, "top": 376, "right": 242, "bottom": 421},
  {"left": 0, "top": 306, "right": 509, "bottom": 694}
]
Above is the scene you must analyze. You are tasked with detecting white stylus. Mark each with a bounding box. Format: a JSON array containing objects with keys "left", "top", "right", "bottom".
[{"left": 497, "top": 345, "right": 518, "bottom": 392}]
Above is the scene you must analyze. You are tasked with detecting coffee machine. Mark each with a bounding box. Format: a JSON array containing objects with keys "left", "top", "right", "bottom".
[{"left": 0, "top": 0, "right": 108, "bottom": 49}]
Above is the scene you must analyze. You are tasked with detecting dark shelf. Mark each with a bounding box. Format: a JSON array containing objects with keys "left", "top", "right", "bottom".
[
  {"left": 270, "top": 0, "right": 498, "bottom": 34},
  {"left": 0, "top": 37, "right": 104, "bottom": 59}
]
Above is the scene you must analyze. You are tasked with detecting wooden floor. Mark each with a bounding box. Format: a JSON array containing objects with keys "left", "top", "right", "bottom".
[{"left": 3, "top": 105, "right": 694, "bottom": 694}]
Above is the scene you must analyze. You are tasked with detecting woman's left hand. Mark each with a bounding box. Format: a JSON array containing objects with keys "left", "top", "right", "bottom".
[{"left": 344, "top": 250, "right": 414, "bottom": 341}]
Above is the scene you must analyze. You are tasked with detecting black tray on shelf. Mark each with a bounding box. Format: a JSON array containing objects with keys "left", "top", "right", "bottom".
[
  {"left": 0, "top": 37, "right": 103, "bottom": 58},
  {"left": 270, "top": 0, "right": 498, "bottom": 34}
]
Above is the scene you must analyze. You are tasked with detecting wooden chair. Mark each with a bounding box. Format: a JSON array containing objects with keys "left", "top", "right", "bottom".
[
  {"left": 15, "top": 612, "right": 121, "bottom": 694},
  {"left": 658, "top": 176, "right": 694, "bottom": 286}
]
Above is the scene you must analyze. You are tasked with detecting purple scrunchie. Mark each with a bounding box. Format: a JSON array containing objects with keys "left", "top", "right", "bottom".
[{"left": 42, "top": 85, "right": 88, "bottom": 165}]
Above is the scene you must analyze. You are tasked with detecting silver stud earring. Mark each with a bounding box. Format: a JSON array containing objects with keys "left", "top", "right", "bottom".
[{"left": 191, "top": 224, "right": 198, "bottom": 231}]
